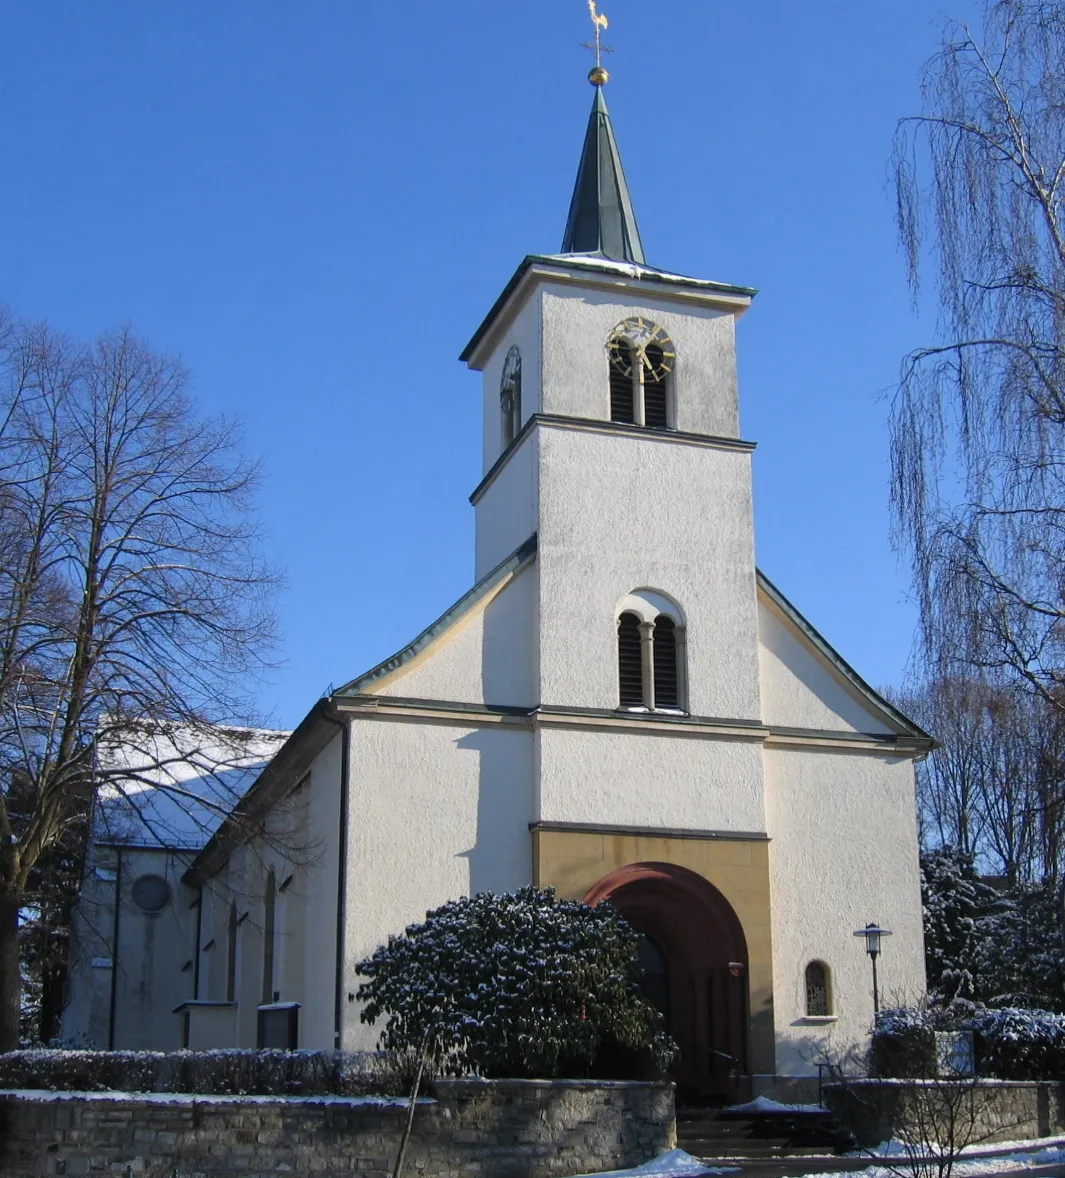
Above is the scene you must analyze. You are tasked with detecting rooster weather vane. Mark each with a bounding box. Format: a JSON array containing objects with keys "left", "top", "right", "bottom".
[{"left": 582, "top": 1, "right": 613, "bottom": 84}]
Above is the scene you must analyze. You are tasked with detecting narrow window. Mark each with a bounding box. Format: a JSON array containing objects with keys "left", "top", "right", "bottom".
[
  {"left": 805, "top": 961, "right": 830, "bottom": 1017},
  {"left": 226, "top": 902, "right": 238, "bottom": 1003},
  {"left": 617, "top": 612, "right": 644, "bottom": 706},
  {"left": 653, "top": 616, "right": 679, "bottom": 709},
  {"left": 609, "top": 343, "right": 636, "bottom": 424},
  {"left": 261, "top": 871, "right": 276, "bottom": 1006},
  {"left": 500, "top": 347, "right": 522, "bottom": 447},
  {"left": 643, "top": 344, "right": 669, "bottom": 429}
]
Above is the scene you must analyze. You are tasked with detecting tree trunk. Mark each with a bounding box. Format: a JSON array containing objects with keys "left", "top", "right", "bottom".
[
  {"left": 39, "top": 941, "right": 67, "bottom": 1045},
  {"left": 0, "top": 891, "right": 23, "bottom": 1051}
]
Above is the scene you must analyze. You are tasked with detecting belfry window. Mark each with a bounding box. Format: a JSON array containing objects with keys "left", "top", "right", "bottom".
[
  {"left": 607, "top": 318, "right": 676, "bottom": 429},
  {"left": 616, "top": 591, "right": 687, "bottom": 712},
  {"left": 805, "top": 961, "right": 832, "bottom": 1017},
  {"left": 500, "top": 346, "right": 522, "bottom": 448},
  {"left": 617, "top": 613, "right": 644, "bottom": 706}
]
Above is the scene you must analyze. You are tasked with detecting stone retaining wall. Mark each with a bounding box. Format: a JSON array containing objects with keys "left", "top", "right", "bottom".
[
  {"left": 824, "top": 1079, "right": 1065, "bottom": 1148},
  {"left": 0, "top": 1078, "right": 675, "bottom": 1178}
]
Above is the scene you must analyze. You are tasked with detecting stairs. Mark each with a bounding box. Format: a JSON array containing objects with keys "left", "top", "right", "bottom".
[{"left": 676, "top": 1106, "right": 856, "bottom": 1161}]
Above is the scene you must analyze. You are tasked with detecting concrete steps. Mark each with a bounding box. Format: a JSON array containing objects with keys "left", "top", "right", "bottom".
[{"left": 676, "top": 1108, "right": 856, "bottom": 1161}]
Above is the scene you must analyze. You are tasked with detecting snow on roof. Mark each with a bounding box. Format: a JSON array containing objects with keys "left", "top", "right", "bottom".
[
  {"left": 538, "top": 252, "right": 756, "bottom": 295},
  {"left": 94, "top": 722, "right": 290, "bottom": 852}
]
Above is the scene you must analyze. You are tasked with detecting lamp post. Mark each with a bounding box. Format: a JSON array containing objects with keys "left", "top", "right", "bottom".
[{"left": 853, "top": 923, "right": 892, "bottom": 1014}]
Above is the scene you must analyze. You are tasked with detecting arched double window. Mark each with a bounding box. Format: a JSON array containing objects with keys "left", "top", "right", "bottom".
[
  {"left": 805, "top": 961, "right": 832, "bottom": 1017},
  {"left": 616, "top": 591, "right": 687, "bottom": 712},
  {"left": 500, "top": 346, "right": 522, "bottom": 447},
  {"left": 607, "top": 318, "right": 676, "bottom": 430}
]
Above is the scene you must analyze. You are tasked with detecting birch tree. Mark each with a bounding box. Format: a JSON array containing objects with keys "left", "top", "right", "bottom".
[{"left": 892, "top": 0, "right": 1065, "bottom": 705}]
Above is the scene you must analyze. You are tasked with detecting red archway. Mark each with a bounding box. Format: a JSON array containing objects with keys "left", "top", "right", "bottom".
[{"left": 585, "top": 862, "right": 749, "bottom": 1102}]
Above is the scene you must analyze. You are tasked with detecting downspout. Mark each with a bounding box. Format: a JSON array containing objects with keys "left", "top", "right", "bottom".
[
  {"left": 107, "top": 846, "right": 122, "bottom": 1050},
  {"left": 321, "top": 703, "right": 350, "bottom": 1050}
]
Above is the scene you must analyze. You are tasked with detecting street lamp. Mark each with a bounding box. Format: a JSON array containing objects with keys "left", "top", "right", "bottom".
[{"left": 853, "top": 923, "right": 892, "bottom": 1014}]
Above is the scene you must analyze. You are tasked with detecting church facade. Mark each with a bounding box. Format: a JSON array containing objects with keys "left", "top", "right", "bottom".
[{"left": 64, "top": 76, "right": 931, "bottom": 1101}]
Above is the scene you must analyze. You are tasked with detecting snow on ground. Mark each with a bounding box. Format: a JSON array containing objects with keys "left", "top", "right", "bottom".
[
  {"left": 784, "top": 1137, "right": 1065, "bottom": 1178},
  {"left": 568, "top": 1150, "right": 739, "bottom": 1178},
  {"left": 725, "top": 1096, "right": 827, "bottom": 1114}
]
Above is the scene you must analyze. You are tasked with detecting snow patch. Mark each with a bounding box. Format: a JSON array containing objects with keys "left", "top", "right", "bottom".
[
  {"left": 567, "top": 1149, "right": 739, "bottom": 1178},
  {"left": 724, "top": 1095, "right": 827, "bottom": 1114}
]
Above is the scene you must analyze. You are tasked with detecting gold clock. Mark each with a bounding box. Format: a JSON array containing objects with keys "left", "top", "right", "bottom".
[{"left": 607, "top": 317, "right": 676, "bottom": 381}]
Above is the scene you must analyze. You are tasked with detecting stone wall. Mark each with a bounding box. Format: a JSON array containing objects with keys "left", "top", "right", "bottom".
[
  {"left": 824, "top": 1079, "right": 1065, "bottom": 1149},
  {"left": 0, "top": 1078, "right": 675, "bottom": 1178}
]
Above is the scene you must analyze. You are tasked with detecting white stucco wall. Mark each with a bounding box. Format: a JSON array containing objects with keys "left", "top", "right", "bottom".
[
  {"left": 536, "top": 426, "right": 761, "bottom": 719},
  {"left": 340, "top": 716, "right": 535, "bottom": 1051},
  {"left": 764, "top": 748, "right": 925, "bottom": 1077},
  {"left": 758, "top": 600, "right": 897, "bottom": 735},
  {"left": 480, "top": 296, "right": 542, "bottom": 471},
  {"left": 370, "top": 564, "right": 538, "bottom": 709},
  {"left": 539, "top": 284, "right": 741, "bottom": 438},
  {"left": 474, "top": 430, "right": 539, "bottom": 580},
  {"left": 537, "top": 727, "right": 766, "bottom": 833},
  {"left": 63, "top": 847, "right": 197, "bottom": 1050}
]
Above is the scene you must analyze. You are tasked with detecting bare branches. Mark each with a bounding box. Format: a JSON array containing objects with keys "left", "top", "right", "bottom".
[
  {"left": 891, "top": 1, "right": 1065, "bottom": 705},
  {"left": 0, "top": 308, "right": 283, "bottom": 1047}
]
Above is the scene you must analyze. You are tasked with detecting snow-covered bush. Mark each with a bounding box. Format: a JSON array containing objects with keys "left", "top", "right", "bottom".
[
  {"left": 355, "top": 887, "right": 676, "bottom": 1080},
  {"left": 870, "top": 1007, "right": 937, "bottom": 1078},
  {"left": 0, "top": 1049, "right": 378, "bottom": 1095},
  {"left": 969, "top": 1007, "right": 1065, "bottom": 1080}
]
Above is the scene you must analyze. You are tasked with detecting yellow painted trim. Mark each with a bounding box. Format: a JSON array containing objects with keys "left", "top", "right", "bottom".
[{"left": 534, "top": 828, "right": 775, "bottom": 1077}]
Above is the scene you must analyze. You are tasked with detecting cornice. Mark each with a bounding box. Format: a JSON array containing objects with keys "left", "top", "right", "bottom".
[
  {"left": 333, "top": 695, "right": 932, "bottom": 756},
  {"left": 470, "top": 414, "right": 755, "bottom": 506}
]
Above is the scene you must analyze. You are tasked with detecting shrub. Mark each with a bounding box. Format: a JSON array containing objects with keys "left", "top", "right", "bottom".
[
  {"left": 0, "top": 1049, "right": 378, "bottom": 1095},
  {"left": 355, "top": 886, "right": 676, "bottom": 1081},
  {"left": 969, "top": 1007, "right": 1065, "bottom": 1080},
  {"left": 870, "top": 1007, "right": 937, "bottom": 1078}
]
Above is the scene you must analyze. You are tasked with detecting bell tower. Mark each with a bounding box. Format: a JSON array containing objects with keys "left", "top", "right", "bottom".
[{"left": 461, "top": 52, "right": 763, "bottom": 740}]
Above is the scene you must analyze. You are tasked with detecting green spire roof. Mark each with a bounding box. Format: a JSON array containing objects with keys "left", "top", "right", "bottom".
[{"left": 561, "top": 84, "right": 646, "bottom": 264}]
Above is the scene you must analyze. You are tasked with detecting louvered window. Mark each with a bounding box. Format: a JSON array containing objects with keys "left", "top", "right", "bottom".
[
  {"left": 805, "top": 962, "right": 830, "bottom": 1017},
  {"left": 609, "top": 344, "right": 636, "bottom": 424},
  {"left": 653, "top": 616, "right": 679, "bottom": 709},
  {"left": 643, "top": 345, "right": 669, "bottom": 429},
  {"left": 617, "top": 612, "right": 644, "bottom": 706}
]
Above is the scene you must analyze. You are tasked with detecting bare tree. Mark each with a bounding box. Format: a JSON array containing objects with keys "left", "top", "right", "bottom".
[
  {"left": 897, "top": 676, "right": 1065, "bottom": 883},
  {"left": 892, "top": 1, "right": 1065, "bottom": 706},
  {"left": 0, "top": 308, "right": 279, "bottom": 1049}
]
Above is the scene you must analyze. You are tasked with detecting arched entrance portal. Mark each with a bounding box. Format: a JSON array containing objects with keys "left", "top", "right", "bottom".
[{"left": 585, "top": 862, "right": 749, "bottom": 1103}]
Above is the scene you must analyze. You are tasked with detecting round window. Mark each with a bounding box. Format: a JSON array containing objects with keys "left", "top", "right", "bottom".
[{"left": 131, "top": 874, "right": 171, "bottom": 913}]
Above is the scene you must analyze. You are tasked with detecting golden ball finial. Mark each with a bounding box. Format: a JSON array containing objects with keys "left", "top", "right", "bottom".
[{"left": 588, "top": 65, "right": 609, "bottom": 85}]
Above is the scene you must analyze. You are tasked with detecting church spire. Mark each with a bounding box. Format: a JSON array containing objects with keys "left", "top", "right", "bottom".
[{"left": 561, "top": 25, "right": 646, "bottom": 264}]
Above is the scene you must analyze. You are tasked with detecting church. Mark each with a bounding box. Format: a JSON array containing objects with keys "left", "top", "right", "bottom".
[{"left": 63, "top": 63, "right": 932, "bottom": 1103}]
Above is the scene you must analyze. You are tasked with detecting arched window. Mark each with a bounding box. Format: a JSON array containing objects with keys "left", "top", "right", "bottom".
[
  {"left": 607, "top": 319, "right": 675, "bottom": 429},
  {"left": 617, "top": 612, "right": 644, "bottom": 707},
  {"left": 616, "top": 591, "right": 687, "bottom": 712},
  {"left": 609, "top": 342, "right": 636, "bottom": 424},
  {"left": 653, "top": 616, "right": 679, "bottom": 709},
  {"left": 262, "top": 870, "right": 276, "bottom": 1006},
  {"left": 805, "top": 961, "right": 831, "bottom": 1017},
  {"left": 500, "top": 346, "right": 522, "bottom": 447}
]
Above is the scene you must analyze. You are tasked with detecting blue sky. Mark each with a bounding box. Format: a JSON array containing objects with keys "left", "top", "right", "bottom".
[{"left": 0, "top": 1, "right": 980, "bottom": 728}]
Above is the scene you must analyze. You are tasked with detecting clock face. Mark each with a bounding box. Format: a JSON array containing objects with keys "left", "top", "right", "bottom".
[
  {"left": 501, "top": 346, "right": 522, "bottom": 394},
  {"left": 607, "top": 317, "right": 675, "bottom": 381}
]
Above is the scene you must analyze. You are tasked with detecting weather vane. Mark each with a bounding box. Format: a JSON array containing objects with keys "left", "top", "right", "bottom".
[{"left": 581, "top": 0, "right": 613, "bottom": 85}]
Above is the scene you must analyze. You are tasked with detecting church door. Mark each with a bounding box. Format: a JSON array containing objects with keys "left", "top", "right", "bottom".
[{"left": 584, "top": 862, "right": 750, "bottom": 1104}]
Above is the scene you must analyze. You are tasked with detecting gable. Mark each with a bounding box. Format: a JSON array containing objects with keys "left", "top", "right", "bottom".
[
  {"left": 340, "top": 536, "right": 538, "bottom": 708},
  {"left": 757, "top": 573, "right": 926, "bottom": 738}
]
